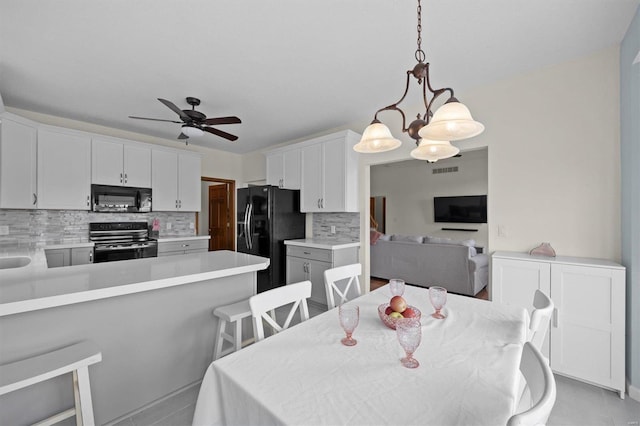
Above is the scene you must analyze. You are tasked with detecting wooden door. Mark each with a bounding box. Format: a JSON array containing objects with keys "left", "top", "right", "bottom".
[{"left": 208, "top": 184, "right": 233, "bottom": 251}]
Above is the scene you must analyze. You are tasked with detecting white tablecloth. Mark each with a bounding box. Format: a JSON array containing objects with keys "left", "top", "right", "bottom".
[{"left": 192, "top": 284, "right": 527, "bottom": 426}]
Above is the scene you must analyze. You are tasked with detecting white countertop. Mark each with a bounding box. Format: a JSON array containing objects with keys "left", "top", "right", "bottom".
[
  {"left": 44, "top": 241, "right": 95, "bottom": 250},
  {"left": 491, "top": 250, "right": 625, "bottom": 269},
  {"left": 156, "top": 236, "right": 211, "bottom": 243},
  {"left": 284, "top": 239, "right": 361, "bottom": 250},
  {"left": 0, "top": 250, "right": 269, "bottom": 317}
]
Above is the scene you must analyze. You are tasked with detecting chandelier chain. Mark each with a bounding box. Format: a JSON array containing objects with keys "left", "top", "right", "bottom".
[{"left": 415, "top": 0, "right": 425, "bottom": 63}]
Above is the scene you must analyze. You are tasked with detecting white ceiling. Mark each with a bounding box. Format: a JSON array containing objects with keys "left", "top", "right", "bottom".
[{"left": 1, "top": 0, "right": 638, "bottom": 154}]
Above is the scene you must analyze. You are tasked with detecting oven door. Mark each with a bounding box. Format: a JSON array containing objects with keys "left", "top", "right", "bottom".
[{"left": 93, "top": 243, "right": 157, "bottom": 263}]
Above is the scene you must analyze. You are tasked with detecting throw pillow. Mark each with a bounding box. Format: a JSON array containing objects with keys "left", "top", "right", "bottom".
[
  {"left": 379, "top": 233, "right": 391, "bottom": 241},
  {"left": 424, "top": 236, "right": 452, "bottom": 244},
  {"left": 390, "top": 234, "right": 424, "bottom": 243}
]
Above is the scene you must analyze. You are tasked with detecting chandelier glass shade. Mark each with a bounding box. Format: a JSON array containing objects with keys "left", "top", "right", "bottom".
[
  {"left": 356, "top": 0, "right": 484, "bottom": 161},
  {"left": 181, "top": 125, "right": 204, "bottom": 138},
  {"left": 410, "top": 139, "right": 459, "bottom": 162}
]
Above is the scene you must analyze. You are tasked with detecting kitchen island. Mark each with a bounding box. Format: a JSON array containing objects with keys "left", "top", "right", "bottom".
[{"left": 0, "top": 250, "right": 269, "bottom": 425}]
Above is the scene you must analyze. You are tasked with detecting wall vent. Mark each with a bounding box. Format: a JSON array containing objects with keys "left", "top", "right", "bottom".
[{"left": 432, "top": 166, "right": 459, "bottom": 174}]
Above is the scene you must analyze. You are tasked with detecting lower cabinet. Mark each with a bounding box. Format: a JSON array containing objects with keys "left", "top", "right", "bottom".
[
  {"left": 491, "top": 251, "right": 626, "bottom": 397},
  {"left": 285, "top": 243, "right": 359, "bottom": 308},
  {"left": 157, "top": 238, "right": 209, "bottom": 257},
  {"left": 45, "top": 247, "right": 94, "bottom": 268}
]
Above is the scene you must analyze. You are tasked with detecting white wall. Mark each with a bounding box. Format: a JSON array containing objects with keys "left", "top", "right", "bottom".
[{"left": 371, "top": 149, "right": 488, "bottom": 248}]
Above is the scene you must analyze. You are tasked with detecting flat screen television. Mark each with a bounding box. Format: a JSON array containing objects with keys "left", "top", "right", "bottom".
[{"left": 434, "top": 195, "right": 487, "bottom": 224}]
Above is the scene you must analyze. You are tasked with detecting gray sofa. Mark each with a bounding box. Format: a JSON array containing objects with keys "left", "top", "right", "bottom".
[{"left": 370, "top": 235, "right": 489, "bottom": 296}]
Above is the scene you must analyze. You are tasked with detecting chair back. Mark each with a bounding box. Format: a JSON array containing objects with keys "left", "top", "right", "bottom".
[
  {"left": 508, "top": 342, "right": 557, "bottom": 426},
  {"left": 249, "top": 280, "right": 312, "bottom": 342},
  {"left": 529, "top": 290, "right": 554, "bottom": 351},
  {"left": 324, "top": 263, "right": 362, "bottom": 309}
]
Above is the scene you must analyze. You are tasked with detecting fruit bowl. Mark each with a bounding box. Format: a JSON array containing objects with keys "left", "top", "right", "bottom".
[{"left": 378, "top": 304, "right": 421, "bottom": 330}]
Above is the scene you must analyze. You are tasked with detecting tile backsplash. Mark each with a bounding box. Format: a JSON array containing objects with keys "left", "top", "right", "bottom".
[
  {"left": 312, "top": 212, "right": 360, "bottom": 241},
  {"left": 0, "top": 209, "right": 195, "bottom": 252}
]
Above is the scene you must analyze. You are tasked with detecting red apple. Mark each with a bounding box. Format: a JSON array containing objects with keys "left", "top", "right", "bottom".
[
  {"left": 385, "top": 306, "right": 393, "bottom": 315},
  {"left": 389, "top": 295, "right": 407, "bottom": 313},
  {"left": 402, "top": 307, "right": 417, "bottom": 318}
]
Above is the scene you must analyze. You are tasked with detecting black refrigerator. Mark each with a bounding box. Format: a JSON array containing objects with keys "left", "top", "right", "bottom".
[{"left": 237, "top": 185, "right": 306, "bottom": 293}]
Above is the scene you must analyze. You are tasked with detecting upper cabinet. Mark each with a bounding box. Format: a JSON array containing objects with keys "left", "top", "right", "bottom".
[
  {"left": 0, "top": 117, "right": 37, "bottom": 209},
  {"left": 37, "top": 128, "right": 91, "bottom": 210},
  {"left": 152, "top": 149, "right": 201, "bottom": 212},
  {"left": 299, "top": 130, "right": 360, "bottom": 213},
  {"left": 266, "top": 149, "right": 301, "bottom": 190},
  {"left": 92, "top": 138, "right": 151, "bottom": 188}
]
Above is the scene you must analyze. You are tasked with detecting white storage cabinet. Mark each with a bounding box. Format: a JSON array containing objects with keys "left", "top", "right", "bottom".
[
  {"left": 300, "top": 130, "right": 360, "bottom": 213},
  {"left": 152, "top": 150, "right": 201, "bottom": 211},
  {"left": 45, "top": 247, "right": 94, "bottom": 268},
  {"left": 266, "top": 149, "right": 301, "bottom": 190},
  {"left": 157, "top": 238, "right": 209, "bottom": 256},
  {"left": 491, "top": 251, "right": 626, "bottom": 397},
  {"left": 37, "top": 128, "right": 91, "bottom": 210},
  {"left": 0, "top": 116, "right": 37, "bottom": 209},
  {"left": 92, "top": 137, "right": 151, "bottom": 187},
  {"left": 286, "top": 244, "right": 359, "bottom": 308}
]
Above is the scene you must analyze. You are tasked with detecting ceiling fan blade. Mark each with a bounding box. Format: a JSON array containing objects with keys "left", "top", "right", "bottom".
[
  {"left": 129, "top": 116, "right": 183, "bottom": 124},
  {"left": 202, "top": 116, "right": 242, "bottom": 126},
  {"left": 178, "top": 132, "right": 189, "bottom": 140},
  {"left": 158, "top": 98, "right": 191, "bottom": 121},
  {"left": 203, "top": 126, "right": 238, "bottom": 141}
]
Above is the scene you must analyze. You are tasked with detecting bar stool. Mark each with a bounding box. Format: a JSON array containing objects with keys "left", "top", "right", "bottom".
[
  {"left": 212, "top": 299, "right": 254, "bottom": 360},
  {"left": 0, "top": 340, "right": 102, "bottom": 426}
]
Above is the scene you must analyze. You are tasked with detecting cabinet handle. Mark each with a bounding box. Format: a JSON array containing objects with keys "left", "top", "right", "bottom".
[
  {"left": 553, "top": 308, "right": 559, "bottom": 328},
  {"left": 120, "top": 172, "right": 123, "bottom": 183},
  {"left": 176, "top": 200, "right": 179, "bottom": 209},
  {"left": 303, "top": 251, "right": 311, "bottom": 255},
  {"left": 124, "top": 173, "right": 128, "bottom": 184},
  {"left": 182, "top": 244, "right": 189, "bottom": 247},
  {"left": 89, "top": 251, "right": 93, "bottom": 263},
  {"left": 321, "top": 198, "right": 324, "bottom": 208},
  {"left": 317, "top": 199, "right": 321, "bottom": 208},
  {"left": 87, "top": 195, "right": 90, "bottom": 207},
  {"left": 32, "top": 193, "right": 37, "bottom": 205}
]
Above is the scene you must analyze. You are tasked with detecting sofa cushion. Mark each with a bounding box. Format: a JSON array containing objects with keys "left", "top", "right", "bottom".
[
  {"left": 391, "top": 234, "right": 423, "bottom": 243},
  {"left": 424, "top": 236, "right": 476, "bottom": 248},
  {"left": 378, "top": 233, "right": 391, "bottom": 241}
]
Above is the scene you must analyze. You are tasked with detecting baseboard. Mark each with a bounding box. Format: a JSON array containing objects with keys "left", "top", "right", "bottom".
[{"left": 628, "top": 380, "right": 640, "bottom": 402}]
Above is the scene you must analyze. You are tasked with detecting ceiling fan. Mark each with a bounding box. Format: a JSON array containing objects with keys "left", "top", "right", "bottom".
[{"left": 129, "top": 97, "right": 241, "bottom": 142}]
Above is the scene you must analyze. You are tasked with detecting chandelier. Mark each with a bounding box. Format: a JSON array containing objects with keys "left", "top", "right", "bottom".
[{"left": 353, "top": 0, "right": 484, "bottom": 162}]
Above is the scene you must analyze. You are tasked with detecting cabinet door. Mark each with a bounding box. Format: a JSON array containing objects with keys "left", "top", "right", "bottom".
[
  {"left": 321, "top": 138, "right": 346, "bottom": 212},
  {"left": 266, "top": 153, "right": 284, "bottom": 187},
  {"left": 300, "top": 143, "right": 323, "bottom": 212},
  {"left": 550, "top": 264, "right": 625, "bottom": 392},
  {"left": 0, "top": 119, "right": 37, "bottom": 209},
  {"left": 178, "top": 154, "right": 201, "bottom": 211},
  {"left": 45, "top": 248, "right": 71, "bottom": 268},
  {"left": 124, "top": 144, "right": 151, "bottom": 188},
  {"left": 92, "top": 138, "right": 124, "bottom": 186},
  {"left": 491, "top": 257, "right": 551, "bottom": 357},
  {"left": 283, "top": 149, "right": 301, "bottom": 190},
  {"left": 152, "top": 150, "right": 178, "bottom": 211},
  {"left": 37, "top": 129, "right": 91, "bottom": 210},
  {"left": 71, "top": 247, "right": 94, "bottom": 265},
  {"left": 308, "top": 258, "right": 331, "bottom": 306},
  {"left": 286, "top": 256, "right": 308, "bottom": 285}
]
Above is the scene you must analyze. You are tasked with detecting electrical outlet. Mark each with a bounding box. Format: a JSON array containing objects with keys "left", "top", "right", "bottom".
[
  {"left": 0, "top": 226, "right": 8, "bottom": 235},
  {"left": 189, "top": 222, "right": 194, "bottom": 229},
  {"left": 330, "top": 225, "right": 336, "bottom": 234},
  {"left": 166, "top": 222, "right": 172, "bottom": 230}
]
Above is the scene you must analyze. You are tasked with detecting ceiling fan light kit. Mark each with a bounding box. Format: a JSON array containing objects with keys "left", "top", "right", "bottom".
[
  {"left": 129, "top": 97, "right": 241, "bottom": 144},
  {"left": 356, "top": 0, "right": 484, "bottom": 162}
]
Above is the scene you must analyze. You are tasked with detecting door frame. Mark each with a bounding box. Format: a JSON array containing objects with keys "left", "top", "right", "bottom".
[{"left": 196, "top": 177, "right": 236, "bottom": 251}]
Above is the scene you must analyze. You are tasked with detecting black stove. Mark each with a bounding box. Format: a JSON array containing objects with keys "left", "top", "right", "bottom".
[{"left": 90, "top": 222, "right": 158, "bottom": 263}]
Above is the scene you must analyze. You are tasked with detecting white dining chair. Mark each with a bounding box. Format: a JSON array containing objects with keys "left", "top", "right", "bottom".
[
  {"left": 324, "top": 263, "right": 362, "bottom": 309},
  {"left": 249, "top": 280, "right": 312, "bottom": 342},
  {"left": 528, "top": 290, "right": 554, "bottom": 352},
  {"left": 508, "top": 341, "right": 557, "bottom": 426}
]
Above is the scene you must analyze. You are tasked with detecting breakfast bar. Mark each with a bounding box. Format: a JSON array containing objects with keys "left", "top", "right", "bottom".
[{"left": 0, "top": 250, "right": 269, "bottom": 425}]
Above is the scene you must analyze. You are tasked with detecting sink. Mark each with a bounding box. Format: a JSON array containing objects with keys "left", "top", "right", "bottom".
[{"left": 0, "top": 256, "right": 32, "bottom": 270}]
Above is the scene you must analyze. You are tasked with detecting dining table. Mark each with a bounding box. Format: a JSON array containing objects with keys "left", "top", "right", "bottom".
[{"left": 191, "top": 284, "right": 528, "bottom": 426}]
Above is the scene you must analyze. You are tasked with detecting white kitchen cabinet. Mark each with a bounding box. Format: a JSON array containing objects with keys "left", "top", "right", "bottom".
[
  {"left": 157, "top": 238, "right": 209, "bottom": 256},
  {"left": 491, "top": 251, "right": 626, "bottom": 397},
  {"left": 37, "top": 128, "right": 91, "bottom": 210},
  {"left": 45, "top": 246, "right": 94, "bottom": 268},
  {"left": 300, "top": 130, "right": 360, "bottom": 213},
  {"left": 0, "top": 117, "right": 37, "bottom": 209},
  {"left": 285, "top": 242, "right": 359, "bottom": 308},
  {"left": 151, "top": 150, "right": 201, "bottom": 211},
  {"left": 92, "top": 138, "right": 151, "bottom": 187},
  {"left": 266, "top": 149, "right": 301, "bottom": 189}
]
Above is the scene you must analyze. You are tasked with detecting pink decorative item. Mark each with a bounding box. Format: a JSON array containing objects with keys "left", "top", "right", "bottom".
[
  {"left": 378, "top": 304, "right": 421, "bottom": 330},
  {"left": 370, "top": 229, "right": 383, "bottom": 245},
  {"left": 530, "top": 242, "right": 556, "bottom": 257}
]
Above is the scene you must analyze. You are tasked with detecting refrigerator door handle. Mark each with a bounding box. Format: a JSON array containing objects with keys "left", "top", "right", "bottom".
[
  {"left": 243, "top": 203, "right": 250, "bottom": 250},
  {"left": 247, "top": 203, "right": 254, "bottom": 250}
]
